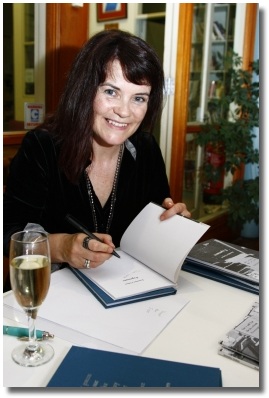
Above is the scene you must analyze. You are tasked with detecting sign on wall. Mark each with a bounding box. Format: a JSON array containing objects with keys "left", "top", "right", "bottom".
[{"left": 24, "top": 103, "right": 45, "bottom": 130}]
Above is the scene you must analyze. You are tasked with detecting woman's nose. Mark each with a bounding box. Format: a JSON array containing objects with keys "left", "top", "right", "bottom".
[{"left": 113, "top": 100, "right": 130, "bottom": 118}]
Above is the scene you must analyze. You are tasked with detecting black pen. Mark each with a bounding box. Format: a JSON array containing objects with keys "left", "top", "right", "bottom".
[{"left": 65, "top": 214, "right": 120, "bottom": 258}]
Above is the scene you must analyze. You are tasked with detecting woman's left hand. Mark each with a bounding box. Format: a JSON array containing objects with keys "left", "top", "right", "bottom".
[{"left": 160, "top": 197, "right": 191, "bottom": 221}]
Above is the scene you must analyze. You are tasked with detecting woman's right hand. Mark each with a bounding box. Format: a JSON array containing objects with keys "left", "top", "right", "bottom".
[{"left": 48, "top": 233, "right": 116, "bottom": 269}]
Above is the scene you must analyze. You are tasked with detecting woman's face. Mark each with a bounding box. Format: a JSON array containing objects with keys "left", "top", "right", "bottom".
[{"left": 92, "top": 60, "right": 151, "bottom": 147}]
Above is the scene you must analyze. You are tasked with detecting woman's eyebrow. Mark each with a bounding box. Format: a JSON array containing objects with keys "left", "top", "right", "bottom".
[
  {"left": 135, "top": 91, "right": 150, "bottom": 97},
  {"left": 99, "top": 82, "right": 150, "bottom": 96},
  {"left": 99, "top": 82, "right": 119, "bottom": 90}
]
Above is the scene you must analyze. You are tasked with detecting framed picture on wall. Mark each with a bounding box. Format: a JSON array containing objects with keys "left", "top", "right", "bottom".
[{"left": 97, "top": 4, "right": 127, "bottom": 22}]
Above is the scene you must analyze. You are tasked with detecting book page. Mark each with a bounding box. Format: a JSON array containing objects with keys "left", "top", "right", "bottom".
[
  {"left": 120, "top": 202, "right": 210, "bottom": 283},
  {"left": 79, "top": 250, "right": 175, "bottom": 300}
]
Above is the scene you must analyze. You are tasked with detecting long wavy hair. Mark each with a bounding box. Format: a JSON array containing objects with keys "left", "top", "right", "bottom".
[{"left": 46, "top": 30, "right": 165, "bottom": 184}]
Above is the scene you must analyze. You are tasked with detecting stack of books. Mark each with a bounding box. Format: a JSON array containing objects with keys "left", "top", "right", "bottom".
[
  {"left": 182, "top": 239, "right": 259, "bottom": 294},
  {"left": 218, "top": 301, "right": 259, "bottom": 370}
]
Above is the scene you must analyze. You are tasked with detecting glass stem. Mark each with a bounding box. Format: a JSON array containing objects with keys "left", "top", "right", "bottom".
[{"left": 27, "top": 312, "right": 38, "bottom": 351}]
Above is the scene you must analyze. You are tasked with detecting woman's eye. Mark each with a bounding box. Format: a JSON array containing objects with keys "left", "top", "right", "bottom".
[
  {"left": 134, "top": 96, "right": 148, "bottom": 103},
  {"left": 104, "top": 88, "right": 116, "bottom": 96}
]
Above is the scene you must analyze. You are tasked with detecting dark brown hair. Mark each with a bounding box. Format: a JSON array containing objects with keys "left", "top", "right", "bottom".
[{"left": 47, "top": 30, "right": 164, "bottom": 183}]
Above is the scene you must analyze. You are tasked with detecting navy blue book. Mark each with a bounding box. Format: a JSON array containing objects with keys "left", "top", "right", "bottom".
[
  {"left": 184, "top": 239, "right": 259, "bottom": 294},
  {"left": 182, "top": 262, "right": 258, "bottom": 295},
  {"left": 47, "top": 346, "right": 222, "bottom": 387},
  {"left": 69, "top": 266, "right": 177, "bottom": 308}
]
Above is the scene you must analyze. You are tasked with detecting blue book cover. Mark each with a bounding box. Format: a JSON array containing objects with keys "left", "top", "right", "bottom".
[
  {"left": 69, "top": 266, "right": 177, "bottom": 308},
  {"left": 47, "top": 346, "right": 222, "bottom": 387},
  {"left": 182, "top": 262, "right": 258, "bottom": 295},
  {"left": 185, "top": 239, "right": 259, "bottom": 288}
]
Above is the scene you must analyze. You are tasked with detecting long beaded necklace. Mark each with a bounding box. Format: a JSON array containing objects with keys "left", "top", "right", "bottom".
[{"left": 85, "top": 144, "right": 124, "bottom": 233}]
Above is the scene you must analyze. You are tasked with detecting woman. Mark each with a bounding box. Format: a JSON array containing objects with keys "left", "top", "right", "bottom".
[{"left": 4, "top": 30, "right": 190, "bottom": 270}]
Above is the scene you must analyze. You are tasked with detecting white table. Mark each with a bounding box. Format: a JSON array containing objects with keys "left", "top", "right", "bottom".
[{"left": 3, "top": 270, "right": 259, "bottom": 388}]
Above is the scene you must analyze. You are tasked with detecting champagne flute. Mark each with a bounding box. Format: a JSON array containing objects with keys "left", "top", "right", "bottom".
[{"left": 9, "top": 230, "right": 54, "bottom": 366}]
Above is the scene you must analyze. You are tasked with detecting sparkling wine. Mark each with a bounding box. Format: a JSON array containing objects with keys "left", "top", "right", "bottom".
[
  {"left": 9, "top": 230, "right": 54, "bottom": 366},
  {"left": 10, "top": 255, "right": 50, "bottom": 314}
]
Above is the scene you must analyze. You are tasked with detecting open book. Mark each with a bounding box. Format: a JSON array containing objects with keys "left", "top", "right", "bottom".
[
  {"left": 182, "top": 239, "right": 259, "bottom": 294},
  {"left": 70, "top": 202, "right": 209, "bottom": 307}
]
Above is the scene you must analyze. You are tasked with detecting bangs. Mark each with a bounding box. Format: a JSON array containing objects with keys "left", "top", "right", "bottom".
[{"left": 104, "top": 58, "right": 152, "bottom": 88}]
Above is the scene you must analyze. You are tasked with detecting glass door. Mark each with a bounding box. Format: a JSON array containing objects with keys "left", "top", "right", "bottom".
[{"left": 183, "top": 3, "right": 238, "bottom": 220}]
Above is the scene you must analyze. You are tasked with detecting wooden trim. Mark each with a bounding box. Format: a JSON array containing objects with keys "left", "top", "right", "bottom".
[
  {"left": 186, "top": 124, "right": 202, "bottom": 134},
  {"left": 3, "top": 132, "right": 26, "bottom": 145},
  {"left": 169, "top": 4, "right": 193, "bottom": 202},
  {"left": 242, "top": 3, "right": 258, "bottom": 70}
]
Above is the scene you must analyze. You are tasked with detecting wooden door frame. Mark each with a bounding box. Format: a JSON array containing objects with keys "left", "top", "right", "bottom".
[{"left": 169, "top": 4, "right": 193, "bottom": 203}]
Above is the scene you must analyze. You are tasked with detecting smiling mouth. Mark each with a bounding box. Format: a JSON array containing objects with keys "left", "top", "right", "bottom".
[{"left": 107, "top": 119, "right": 128, "bottom": 128}]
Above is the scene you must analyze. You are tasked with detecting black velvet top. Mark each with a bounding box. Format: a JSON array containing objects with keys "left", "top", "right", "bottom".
[{"left": 3, "top": 129, "right": 170, "bottom": 256}]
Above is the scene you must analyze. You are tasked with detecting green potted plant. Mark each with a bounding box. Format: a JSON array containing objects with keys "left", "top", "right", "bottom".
[{"left": 196, "top": 53, "right": 259, "bottom": 235}]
